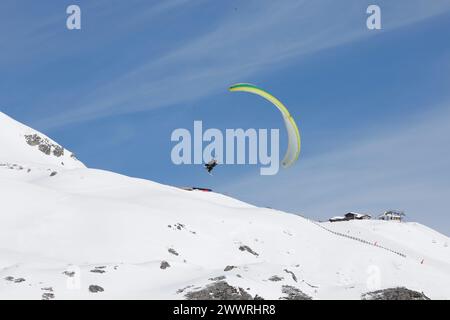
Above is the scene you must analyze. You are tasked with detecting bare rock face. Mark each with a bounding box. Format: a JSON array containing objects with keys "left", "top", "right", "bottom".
[
  {"left": 41, "top": 292, "right": 55, "bottom": 300},
  {"left": 208, "top": 276, "right": 226, "bottom": 281},
  {"left": 284, "top": 269, "right": 298, "bottom": 282},
  {"left": 362, "top": 287, "right": 430, "bottom": 300},
  {"left": 53, "top": 146, "right": 64, "bottom": 157},
  {"left": 24, "top": 134, "right": 41, "bottom": 146},
  {"left": 279, "top": 285, "right": 312, "bottom": 300},
  {"left": 224, "top": 265, "right": 236, "bottom": 272},
  {"left": 268, "top": 275, "right": 284, "bottom": 282},
  {"left": 39, "top": 144, "right": 51, "bottom": 155},
  {"left": 160, "top": 261, "right": 170, "bottom": 269},
  {"left": 90, "top": 269, "right": 106, "bottom": 274},
  {"left": 185, "top": 281, "right": 254, "bottom": 300},
  {"left": 238, "top": 245, "right": 259, "bottom": 256},
  {"left": 168, "top": 248, "right": 179, "bottom": 256},
  {"left": 25, "top": 134, "right": 65, "bottom": 158},
  {"left": 4, "top": 276, "right": 26, "bottom": 283},
  {"left": 89, "top": 285, "right": 104, "bottom": 293},
  {"left": 62, "top": 271, "right": 76, "bottom": 277}
]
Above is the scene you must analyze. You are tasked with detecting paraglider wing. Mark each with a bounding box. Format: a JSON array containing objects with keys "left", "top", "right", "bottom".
[{"left": 229, "top": 83, "right": 301, "bottom": 168}]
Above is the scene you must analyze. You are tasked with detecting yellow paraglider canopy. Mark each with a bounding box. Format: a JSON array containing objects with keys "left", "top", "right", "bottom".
[{"left": 229, "top": 83, "right": 301, "bottom": 168}]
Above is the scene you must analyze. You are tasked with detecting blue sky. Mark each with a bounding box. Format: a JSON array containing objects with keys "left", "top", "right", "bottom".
[{"left": 1, "top": 1, "right": 450, "bottom": 235}]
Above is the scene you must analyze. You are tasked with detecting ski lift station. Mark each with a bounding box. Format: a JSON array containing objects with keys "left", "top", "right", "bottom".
[
  {"left": 329, "top": 211, "right": 405, "bottom": 223},
  {"left": 378, "top": 210, "right": 405, "bottom": 222},
  {"left": 329, "top": 212, "right": 372, "bottom": 222}
]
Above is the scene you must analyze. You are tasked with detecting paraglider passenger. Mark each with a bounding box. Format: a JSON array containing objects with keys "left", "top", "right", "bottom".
[{"left": 205, "top": 159, "right": 218, "bottom": 174}]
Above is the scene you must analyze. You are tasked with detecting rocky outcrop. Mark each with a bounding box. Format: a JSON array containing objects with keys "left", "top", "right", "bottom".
[
  {"left": 362, "top": 287, "right": 430, "bottom": 300},
  {"left": 89, "top": 285, "right": 104, "bottom": 293},
  {"left": 279, "top": 285, "right": 312, "bottom": 300},
  {"left": 25, "top": 134, "right": 65, "bottom": 158},
  {"left": 4, "top": 276, "right": 26, "bottom": 283},
  {"left": 224, "top": 265, "right": 236, "bottom": 272},
  {"left": 239, "top": 245, "right": 259, "bottom": 256},
  {"left": 185, "top": 281, "right": 254, "bottom": 300},
  {"left": 284, "top": 269, "right": 298, "bottom": 282}
]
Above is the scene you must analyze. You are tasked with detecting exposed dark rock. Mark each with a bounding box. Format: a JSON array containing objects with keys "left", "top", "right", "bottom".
[
  {"left": 38, "top": 144, "right": 51, "bottom": 155},
  {"left": 25, "top": 134, "right": 65, "bottom": 158},
  {"left": 14, "top": 278, "right": 26, "bottom": 283},
  {"left": 177, "top": 285, "right": 194, "bottom": 294},
  {"left": 239, "top": 245, "right": 259, "bottom": 256},
  {"left": 224, "top": 265, "right": 236, "bottom": 272},
  {"left": 50, "top": 171, "right": 58, "bottom": 177},
  {"left": 160, "top": 261, "right": 170, "bottom": 269},
  {"left": 269, "top": 275, "right": 284, "bottom": 282},
  {"left": 25, "top": 134, "right": 42, "bottom": 146},
  {"left": 362, "top": 287, "right": 430, "bottom": 300},
  {"left": 168, "top": 223, "right": 197, "bottom": 234},
  {"left": 53, "top": 146, "right": 64, "bottom": 157},
  {"left": 1, "top": 163, "right": 24, "bottom": 171},
  {"left": 176, "top": 223, "right": 185, "bottom": 230},
  {"left": 168, "top": 248, "right": 179, "bottom": 256},
  {"left": 42, "top": 292, "right": 55, "bottom": 300},
  {"left": 62, "top": 271, "right": 76, "bottom": 277},
  {"left": 284, "top": 269, "right": 298, "bottom": 282},
  {"left": 89, "top": 285, "right": 104, "bottom": 293},
  {"left": 90, "top": 269, "right": 106, "bottom": 274},
  {"left": 4, "top": 276, "right": 14, "bottom": 282},
  {"left": 185, "top": 281, "right": 254, "bottom": 300},
  {"left": 280, "top": 285, "right": 312, "bottom": 300},
  {"left": 209, "top": 276, "right": 226, "bottom": 281}
]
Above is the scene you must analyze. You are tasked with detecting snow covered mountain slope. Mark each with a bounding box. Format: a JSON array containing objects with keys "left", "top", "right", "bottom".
[
  {"left": 0, "top": 112, "right": 84, "bottom": 169},
  {"left": 321, "top": 220, "right": 450, "bottom": 275},
  {"left": 0, "top": 111, "right": 449, "bottom": 300}
]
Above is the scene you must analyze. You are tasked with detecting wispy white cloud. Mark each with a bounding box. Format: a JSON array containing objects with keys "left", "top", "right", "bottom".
[
  {"left": 221, "top": 103, "right": 450, "bottom": 235},
  {"left": 0, "top": 0, "right": 206, "bottom": 73},
  {"left": 33, "top": 0, "right": 450, "bottom": 129}
]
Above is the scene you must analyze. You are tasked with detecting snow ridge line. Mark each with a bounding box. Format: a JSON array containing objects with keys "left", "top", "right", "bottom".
[{"left": 298, "top": 216, "right": 407, "bottom": 258}]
